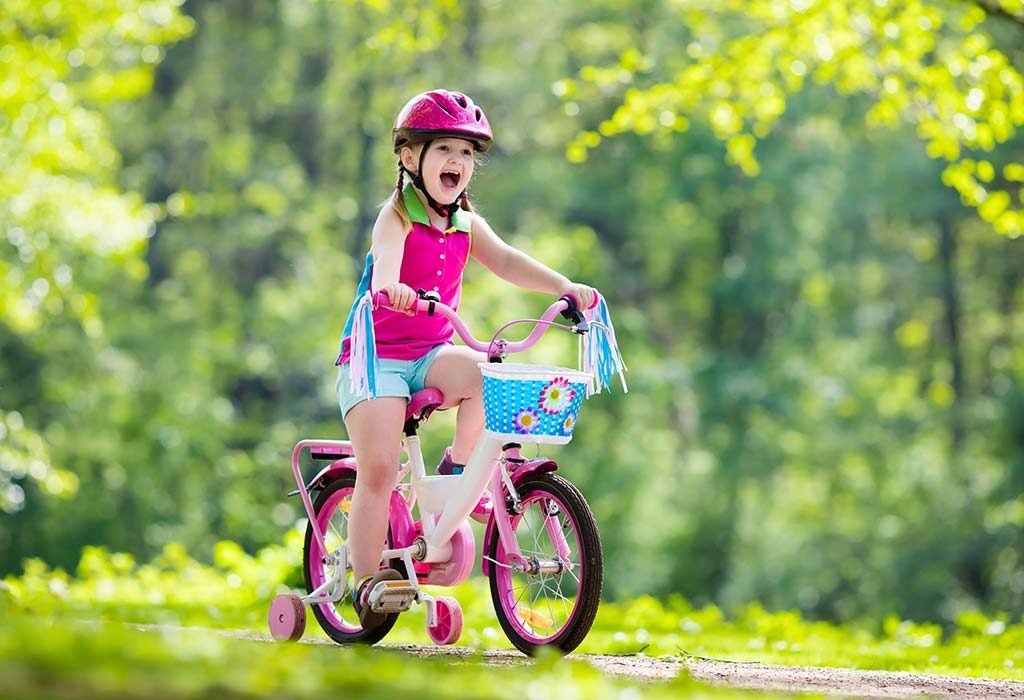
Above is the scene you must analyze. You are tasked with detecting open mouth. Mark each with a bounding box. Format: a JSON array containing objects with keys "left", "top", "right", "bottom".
[{"left": 440, "top": 170, "right": 460, "bottom": 189}]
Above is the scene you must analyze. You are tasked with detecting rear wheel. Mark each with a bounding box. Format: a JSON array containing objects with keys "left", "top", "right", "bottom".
[
  {"left": 487, "top": 473, "right": 602, "bottom": 655},
  {"left": 303, "top": 476, "right": 400, "bottom": 644}
]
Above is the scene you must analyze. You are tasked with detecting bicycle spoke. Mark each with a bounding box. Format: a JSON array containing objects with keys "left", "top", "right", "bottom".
[
  {"left": 328, "top": 518, "right": 345, "bottom": 544},
  {"left": 502, "top": 491, "right": 583, "bottom": 638},
  {"left": 513, "top": 577, "right": 531, "bottom": 610},
  {"left": 536, "top": 573, "right": 555, "bottom": 626},
  {"left": 490, "top": 477, "right": 600, "bottom": 654}
]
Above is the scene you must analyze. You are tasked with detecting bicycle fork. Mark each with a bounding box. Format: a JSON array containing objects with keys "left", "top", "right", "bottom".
[{"left": 485, "top": 443, "right": 574, "bottom": 576}]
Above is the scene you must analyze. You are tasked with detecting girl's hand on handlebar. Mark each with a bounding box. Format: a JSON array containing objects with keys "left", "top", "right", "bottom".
[
  {"left": 378, "top": 282, "right": 417, "bottom": 315},
  {"left": 560, "top": 283, "right": 599, "bottom": 311}
]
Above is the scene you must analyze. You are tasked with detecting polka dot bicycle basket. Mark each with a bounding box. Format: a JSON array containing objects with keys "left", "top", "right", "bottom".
[{"left": 479, "top": 363, "right": 593, "bottom": 445}]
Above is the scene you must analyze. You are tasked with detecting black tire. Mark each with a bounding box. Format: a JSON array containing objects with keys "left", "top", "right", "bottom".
[
  {"left": 487, "top": 473, "right": 603, "bottom": 655},
  {"left": 302, "top": 476, "right": 400, "bottom": 645}
]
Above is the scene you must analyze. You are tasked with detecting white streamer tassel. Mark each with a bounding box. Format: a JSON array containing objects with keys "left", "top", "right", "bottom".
[{"left": 348, "top": 291, "right": 379, "bottom": 398}]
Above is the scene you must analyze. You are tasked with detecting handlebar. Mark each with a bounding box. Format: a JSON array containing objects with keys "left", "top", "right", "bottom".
[{"left": 372, "top": 290, "right": 587, "bottom": 359}]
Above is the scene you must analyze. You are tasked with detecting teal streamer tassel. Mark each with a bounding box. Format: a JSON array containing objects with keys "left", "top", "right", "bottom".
[{"left": 582, "top": 296, "right": 628, "bottom": 396}]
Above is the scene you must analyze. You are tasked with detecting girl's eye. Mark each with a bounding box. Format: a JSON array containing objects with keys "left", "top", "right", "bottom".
[{"left": 462, "top": 149, "right": 473, "bottom": 156}]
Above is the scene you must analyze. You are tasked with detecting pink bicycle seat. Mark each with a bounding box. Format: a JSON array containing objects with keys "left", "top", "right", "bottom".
[{"left": 406, "top": 388, "right": 445, "bottom": 422}]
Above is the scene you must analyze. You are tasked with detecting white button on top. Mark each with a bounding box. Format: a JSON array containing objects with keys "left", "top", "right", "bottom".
[{"left": 438, "top": 237, "right": 445, "bottom": 243}]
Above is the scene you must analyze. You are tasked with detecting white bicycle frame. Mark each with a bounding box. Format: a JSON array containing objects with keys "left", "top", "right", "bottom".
[{"left": 384, "top": 432, "right": 548, "bottom": 625}]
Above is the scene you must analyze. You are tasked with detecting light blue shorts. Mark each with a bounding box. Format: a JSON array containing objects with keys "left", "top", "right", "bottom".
[{"left": 336, "top": 343, "right": 447, "bottom": 419}]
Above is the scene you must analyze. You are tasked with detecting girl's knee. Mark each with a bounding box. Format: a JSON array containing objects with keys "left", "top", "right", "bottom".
[
  {"left": 355, "top": 457, "right": 399, "bottom": 492},
  {"left": 455, "top": 372, "right": 481, "bottom": 400},
  {"left": 458, "top": 358, "right": 483, "bottom": 396},
  {"left": 449, "top": 373, "right": 482, "bottom": 407}
]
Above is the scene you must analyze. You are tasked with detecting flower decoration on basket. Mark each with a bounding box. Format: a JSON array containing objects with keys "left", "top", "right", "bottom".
[
  {"left": 514, "top": 408, "right": 540, "bottom": 434},
  {"left": 539, "top": 377, "right": 576, "bottom": 414}
]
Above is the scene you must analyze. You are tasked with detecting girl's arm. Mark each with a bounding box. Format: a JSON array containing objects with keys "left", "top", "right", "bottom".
[
  {"left": 470, "top": 213, "right": 597, "bottom": 309},
  {"left": 369, "top": 205, "right": 417, "bottom": 313}
]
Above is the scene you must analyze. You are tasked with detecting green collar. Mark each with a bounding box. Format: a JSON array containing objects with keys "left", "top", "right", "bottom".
[{"left": 403, "top": 183, "right": 471, "bottom": 233}]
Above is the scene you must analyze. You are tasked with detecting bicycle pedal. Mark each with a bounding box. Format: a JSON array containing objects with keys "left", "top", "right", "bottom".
[{"left": 368, "top": 580, "right": 417, "bottom": 613}]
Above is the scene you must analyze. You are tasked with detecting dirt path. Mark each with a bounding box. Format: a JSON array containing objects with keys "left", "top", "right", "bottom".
[
  {"left": 676, "top": 657, "right": 1024, "bottom": 699},
  {"left": 382, "top": 644, "right": 1024, "bottom": 698},
  {"left": 137, "top": 625, "right": 1024, "bottom": 698}
]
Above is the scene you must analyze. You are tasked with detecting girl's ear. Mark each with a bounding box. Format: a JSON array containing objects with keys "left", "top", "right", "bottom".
[{"left": 400, "top": 144, "right": 419, "bottom": 173}]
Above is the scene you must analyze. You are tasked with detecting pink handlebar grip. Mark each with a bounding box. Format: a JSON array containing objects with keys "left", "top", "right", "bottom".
[
  {"left": 563, "top": 290, "right": 600, "bottom": 312},
  {"left": 372, "top": 290, "right": 399, "bottom": 309},
  {"left": 372, "top": 290, "right": 448, "bottom": 317}
]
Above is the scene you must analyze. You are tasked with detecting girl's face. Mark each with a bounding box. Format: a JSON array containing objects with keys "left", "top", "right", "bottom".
[{"left": 402, "top": 137, "right": 477, "bottom": 205}]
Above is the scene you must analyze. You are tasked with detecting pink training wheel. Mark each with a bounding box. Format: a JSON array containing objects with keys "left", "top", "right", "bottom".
[
  {"left": 427, "top": 597, "right": 463, "bottom": 646},
  {"left": 269, "top": 593, "right": 306, "bottom": 642}
]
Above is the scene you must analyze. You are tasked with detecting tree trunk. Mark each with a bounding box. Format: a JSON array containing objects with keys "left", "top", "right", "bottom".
[
  {"left": 349, "top": 73, "right": 376, "bottom": 269},
  {"left": 938, "top": 215, "right": 965, "bottom": 457},
  {"left": 291, "top": 3, "right": 331, "bottom": 180},
  {"left": 462, "top": 0, "right": 480, "bottom": 65},
  {"left": 347, "top": 4, "right": 377, "bottom": 269}
]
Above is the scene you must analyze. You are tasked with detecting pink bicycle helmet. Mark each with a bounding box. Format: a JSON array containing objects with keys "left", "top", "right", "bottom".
[{"left": 393, "top": 89, "right": 493, "bottom": 153}]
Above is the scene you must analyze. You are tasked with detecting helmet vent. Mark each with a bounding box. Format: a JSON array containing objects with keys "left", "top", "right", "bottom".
[
  {"left": 475, "top": 108, "right": 482, "bottom": 121},
  {"left": 454, "top": 93, "right": 468, "bottom": 108}
]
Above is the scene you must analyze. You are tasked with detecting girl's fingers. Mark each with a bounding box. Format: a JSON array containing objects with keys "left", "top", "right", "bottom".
[
  {"left": 386, "top": 284, "right": 408, "bottom": 309},
  {"left": 381, "top": 284, "right": 421, "bottom": 314},
  {"left": 398, "top": 286, "right": 415, "bottom": 313}
]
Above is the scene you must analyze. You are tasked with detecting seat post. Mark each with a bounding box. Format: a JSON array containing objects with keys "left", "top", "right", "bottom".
[{"left": 403, "top": 416, "right": 422, "bottom": 436}]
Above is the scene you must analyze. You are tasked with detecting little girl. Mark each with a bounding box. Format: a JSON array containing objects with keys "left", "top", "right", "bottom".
[{"left": 335, "top": 89, "right": 597, "bottom": 630}]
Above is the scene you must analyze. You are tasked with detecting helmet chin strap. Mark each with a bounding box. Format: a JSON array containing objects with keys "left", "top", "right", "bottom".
[{"left": 403, "top": 140, "right": 464, "bottom": 218}]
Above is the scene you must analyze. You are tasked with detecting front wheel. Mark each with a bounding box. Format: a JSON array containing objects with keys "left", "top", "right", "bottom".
[{"left": 487, "top": 473, "right": 602, "bottom": 655}]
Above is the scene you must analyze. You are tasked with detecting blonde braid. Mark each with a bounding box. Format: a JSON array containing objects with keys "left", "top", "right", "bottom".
[{"left": 381, "top": 159, "right": 411, "bottom": 231}]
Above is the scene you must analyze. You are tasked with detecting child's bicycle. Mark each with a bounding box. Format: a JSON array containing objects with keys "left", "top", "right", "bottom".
[{"left": 268, "top": 292, "right": 625, "bottom": 655}]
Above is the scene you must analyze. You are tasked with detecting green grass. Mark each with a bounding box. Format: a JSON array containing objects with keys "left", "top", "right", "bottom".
[
  {"left": 2, "top": 537, "right": 1022, "bottom": 698},
  {"left": 1, "top": 611, "right": 772, "bottom": 700}
]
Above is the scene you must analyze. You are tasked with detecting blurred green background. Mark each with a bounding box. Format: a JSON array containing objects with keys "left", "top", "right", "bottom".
[{"left": 3, "top": 0, "right": 1024, "bottom": 633}]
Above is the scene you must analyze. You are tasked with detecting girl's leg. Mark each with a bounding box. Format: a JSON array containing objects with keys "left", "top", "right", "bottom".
[
  {"left": 423, "top": 346, "right": 486, "bottom": 464},
  {"left": 344, "top": 397, "right": 408, "bottom": 583}
]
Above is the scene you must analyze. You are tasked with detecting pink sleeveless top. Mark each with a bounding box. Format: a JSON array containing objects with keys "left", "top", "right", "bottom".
[{"left": 336, "top": 184, "right": 472, "bottom": 365}]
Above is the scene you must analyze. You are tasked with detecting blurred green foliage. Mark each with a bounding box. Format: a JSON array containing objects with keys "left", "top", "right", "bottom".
[
  {"left": 3, "top": 540, "right": 1023, "bottom": 688},
  {"left": 0, "top": 602, "right": 767, "bottom": 700},
  {"left": 567, "top": 0, "right": 1024, "bottom": 235},
  {"left": 2, "top": 0, "right": 1024, "bottom": 646},
  {"left": 0, "top": 0, "right": 193, "bottom": 509}
]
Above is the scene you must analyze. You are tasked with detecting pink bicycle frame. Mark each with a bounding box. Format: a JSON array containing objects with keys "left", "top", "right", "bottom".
[
  {"left": 373, "top": 293, "right": 581, "bottom": 570},
  {"left": 290, "top": 294, "right": 584, "bottom": 583}
]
